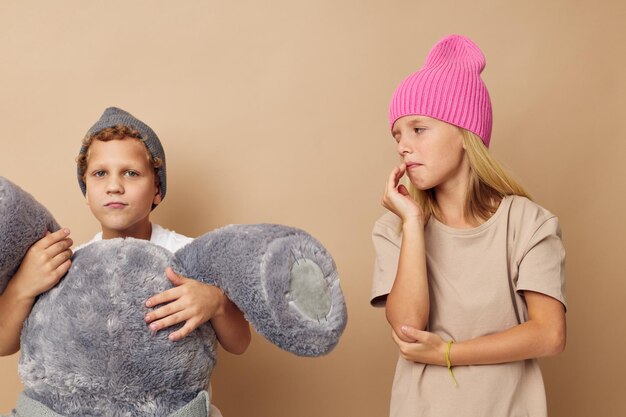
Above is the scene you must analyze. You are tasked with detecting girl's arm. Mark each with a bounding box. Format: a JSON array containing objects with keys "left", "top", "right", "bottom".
[
  {"left": 385, "top": 218, "right": 429, "bottom": 340},
  {"left": 393, "top": 291, "right": 566, "bottom": 366},
  {"left": 382, "top": 165, "right": 430, "bottom": 341},
  {"left": 0, "top": 228, "right": 73, "bottom": 356}
]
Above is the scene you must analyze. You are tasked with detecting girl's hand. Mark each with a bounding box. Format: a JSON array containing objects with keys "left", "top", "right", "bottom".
[
  {"left": 382, "top": 164, "right": 423, "bottom": 223},
  {"left": 10, "top": 228, "right": 73, "bottom": 300},
  {"left": 391, "top": 325, "right": 447, "bottom": 366},
  {"left": 144, "top": 267, "right": 226, "bottom": 341}
]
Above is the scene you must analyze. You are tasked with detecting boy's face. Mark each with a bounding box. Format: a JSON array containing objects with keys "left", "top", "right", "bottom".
[{"left": 84, "top": 138, "right": 161, "bottom": 239}]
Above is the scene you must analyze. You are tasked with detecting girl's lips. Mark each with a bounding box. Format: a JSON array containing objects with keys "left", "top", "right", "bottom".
[{"left": 406, "top": 163, "right": 423, "bottom": 169}]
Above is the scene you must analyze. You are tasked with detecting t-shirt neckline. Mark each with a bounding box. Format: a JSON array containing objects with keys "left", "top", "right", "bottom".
[{"left": 428, "top": 195, "right": 512, "bottom": 236}]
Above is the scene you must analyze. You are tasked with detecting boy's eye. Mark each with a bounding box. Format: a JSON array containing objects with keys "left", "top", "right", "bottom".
[
  {"left": 93, "top": 171, "right": 106, "bottom": 177},
  {"left": 125, "top": 171, "right": 139, "bottom": 177}
]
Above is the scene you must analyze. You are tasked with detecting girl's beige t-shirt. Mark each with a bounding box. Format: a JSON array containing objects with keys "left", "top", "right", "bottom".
[{"left": 371, "top": 196, "right": 566, "bottom": 417}]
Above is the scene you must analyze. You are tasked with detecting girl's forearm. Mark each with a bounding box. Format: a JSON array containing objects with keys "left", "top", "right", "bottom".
[
  {"left": 451, "top": 293, "right": 566, "bottom": 365},
  {"left": 385, "top": 218, "right": 429, "bottom": 340}
]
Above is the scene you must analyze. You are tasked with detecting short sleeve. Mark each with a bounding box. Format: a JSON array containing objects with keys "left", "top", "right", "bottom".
[
  {"left": 516, "top": 216, "right": 567, "bottom": 310},
  {"left": 370, "top": 213, "right": 402, "bottom": 307}
]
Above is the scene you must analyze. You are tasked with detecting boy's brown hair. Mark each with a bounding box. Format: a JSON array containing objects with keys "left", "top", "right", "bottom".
[
  {"left": 76, "top": 107, "right": 167, "bottom": 205},
  {"left": 76, "top": 125, "right": 163, "bottom": 186}
]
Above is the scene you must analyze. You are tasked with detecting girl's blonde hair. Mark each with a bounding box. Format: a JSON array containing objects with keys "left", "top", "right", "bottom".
[{"left": 407, "top": 129, "right": 531, "bottom": 224}]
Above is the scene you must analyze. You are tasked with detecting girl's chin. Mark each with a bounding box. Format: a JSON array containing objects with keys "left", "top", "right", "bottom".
[{"left": 406, "top": 177, "right": 432, "bottom": 191}]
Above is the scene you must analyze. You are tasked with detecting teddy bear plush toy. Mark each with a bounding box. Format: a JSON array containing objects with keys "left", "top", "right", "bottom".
[{"left": 0, "top": 176, "right": 347, "bottom": 417}]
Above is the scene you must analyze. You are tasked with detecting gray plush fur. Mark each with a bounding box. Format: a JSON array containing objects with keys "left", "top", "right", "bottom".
[
  {"left": 0, "top": 176, "right": 347, "bottom": 416},
  {"left": 0, "top": 177, "right": 60, "bottom": 294},
  {"left": 20, "top": 240, "right": 215, "bottom": 416},
  {"left": 174, "top": 224, "right": 346, "bottom": 357}
]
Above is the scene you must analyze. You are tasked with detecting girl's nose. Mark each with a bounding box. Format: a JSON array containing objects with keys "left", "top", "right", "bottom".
[{"left": 397, "top": 138, "right": 412, "bottom": 155}]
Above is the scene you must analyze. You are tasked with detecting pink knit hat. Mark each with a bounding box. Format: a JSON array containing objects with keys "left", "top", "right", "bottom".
[{"left": 389, "top": 34, "right": 493, "bottom": 147}]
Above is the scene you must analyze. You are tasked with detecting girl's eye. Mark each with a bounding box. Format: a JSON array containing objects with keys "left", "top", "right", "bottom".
[
  {"left": 414, "top": 127, "right": 425, "bottom": 134},
  {"left": 125, "top": 171, "right": 139, "bottom": 177},
  {"left": 93, "top": 171, "right": 106, "bottom": 177}
]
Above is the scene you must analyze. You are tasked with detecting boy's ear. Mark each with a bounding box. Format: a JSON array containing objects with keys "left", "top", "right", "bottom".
[{"left": 153, "top": 187, "right": 162, "bottom": 205}]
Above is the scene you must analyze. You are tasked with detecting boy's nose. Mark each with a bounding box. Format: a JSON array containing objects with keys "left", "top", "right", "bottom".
[{"left": 106, "top": 176, "right": 124, "bottom": 194}]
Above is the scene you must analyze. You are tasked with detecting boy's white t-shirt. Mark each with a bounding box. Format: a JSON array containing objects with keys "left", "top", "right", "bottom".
[
  {"left": 76, "top": 223, "right": 223, "bottom": 417},
  {"left": 75, "top": 223, "right": 193, "bottom": 252}
]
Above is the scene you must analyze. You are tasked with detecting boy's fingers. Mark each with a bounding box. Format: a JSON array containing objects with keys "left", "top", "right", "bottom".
[
  {"left": 145, "top": 298, "right": 184, "bottom": 322},
  {"left": 145, "top": 287, "right": 180, "bottom": 308},
  {"left": 147, "top": 309, "right": 186, "bottom": 331},
  {"left": 169, "top": 320, "right": 197, "bottom": 342},
  {"left": 46, "top": 238, "right": 73, "bottom": 257},
  {"left": 58, "top": 259, "right": 72, "bottom": 276},
  {"left": 38, "top": 228, "right": 71, "bottom": 249},
  {"left": 50, "top": 249, "right": 73, "bottom": 270},
  {"left": 165, "top": 267, "right": 186, "bottom": 285},
  {"left": 49, "top": 259, "right": 72, "bottom": 285}
]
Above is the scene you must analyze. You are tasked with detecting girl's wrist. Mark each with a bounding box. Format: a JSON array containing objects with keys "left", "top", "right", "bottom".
[{"left": 402, "top": 216, "right": 424, "bottom": 230}]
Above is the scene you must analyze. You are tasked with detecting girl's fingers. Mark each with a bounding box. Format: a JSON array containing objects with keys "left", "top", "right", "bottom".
[
  {"left": 401, "top": 325, "right": 424, "bottom": 340},
  {"left": 386, "top": 165, "right": 405, "bottom": 194},
  {"left": 397, "top": 184, "right": 410, "bottom": 196},
  {"left": 395, "top": 163, "right": 406, "bottom": 183},
  {"left": 386, "top": 167, "right": 399, "bottom": 191}
]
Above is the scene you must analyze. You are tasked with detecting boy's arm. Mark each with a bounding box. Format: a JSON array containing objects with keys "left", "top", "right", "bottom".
[
  {"left": 144, "top": 267, "right": 251, "bottom": 354},
  {"left": 0, "top": 229, "right": 73, "bottom": 356},
  {"left": 0, "top": 283, "right": 36, "bottom": 355}
]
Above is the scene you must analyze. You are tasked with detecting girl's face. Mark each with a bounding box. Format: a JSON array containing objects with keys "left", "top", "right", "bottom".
[{"left": 392, "top": 115, "right": 469, "bottom": 192}]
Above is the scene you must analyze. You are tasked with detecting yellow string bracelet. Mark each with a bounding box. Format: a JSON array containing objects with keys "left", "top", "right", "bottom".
[{"left": 445, "top": 340, "right": 458, "bottom": 387}]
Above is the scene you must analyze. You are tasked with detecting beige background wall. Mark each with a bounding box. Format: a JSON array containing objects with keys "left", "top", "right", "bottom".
[{"left": 1, "top": 1, "right": 624, "bottom": 416}]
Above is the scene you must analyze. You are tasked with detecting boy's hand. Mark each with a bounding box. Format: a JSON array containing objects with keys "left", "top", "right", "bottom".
[
  {"left": 144, "top": 267, "right": 227, "bottom": 341},
  {"left": 10, "top": 228, "right": 73, "bottom": 300}
]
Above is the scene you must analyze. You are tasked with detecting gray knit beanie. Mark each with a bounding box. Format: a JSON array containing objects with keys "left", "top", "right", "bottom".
[{"left": 77, "top": 107, "right": 167, "bottom": 203}]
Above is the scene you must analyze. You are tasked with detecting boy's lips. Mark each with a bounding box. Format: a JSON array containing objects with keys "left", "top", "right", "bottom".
[{"left": 105, "top": 202, "right": 128, "bottom": 208}]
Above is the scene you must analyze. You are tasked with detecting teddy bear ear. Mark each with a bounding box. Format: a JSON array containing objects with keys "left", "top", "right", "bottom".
[
  {"left": 0, "top": 177, "right": 61, "bottom": 294},
  {"left": 173, "top": 224, "right": 347, "bottom": 357}
]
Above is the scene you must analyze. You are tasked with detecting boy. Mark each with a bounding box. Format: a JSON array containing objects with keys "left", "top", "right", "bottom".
[{"left": 0, "top": 107, "right": 250, "bottom": 415}]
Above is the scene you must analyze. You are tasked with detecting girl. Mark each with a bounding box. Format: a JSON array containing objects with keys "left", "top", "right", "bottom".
[{"left": 371, "top": 34, "right": 567, "bottom": 417}]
